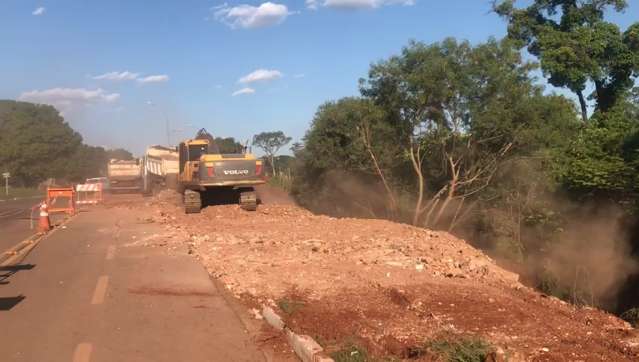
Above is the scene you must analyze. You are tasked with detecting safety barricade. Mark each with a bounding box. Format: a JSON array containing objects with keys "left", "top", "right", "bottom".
[
  {"left": 46, "top": 187, "right": 76, "bottom": 215},
  {"left": 75, "top": 183, "right": 103, "bottom": 206}
]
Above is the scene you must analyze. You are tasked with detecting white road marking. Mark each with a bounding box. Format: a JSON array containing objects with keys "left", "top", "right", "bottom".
[
  {"left": 72, "top": 343, "right": 93, "bottom": 362},
  {"left": 106, "top": 245, "right": 116, "bottom": 260},
  {"left": 91, "top": 276, "right": 109, "bottom": 305}
]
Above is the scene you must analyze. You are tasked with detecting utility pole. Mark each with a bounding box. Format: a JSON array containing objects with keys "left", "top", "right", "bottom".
[{"left": 2, "top": 172, "right": 10, "bottom": 196}]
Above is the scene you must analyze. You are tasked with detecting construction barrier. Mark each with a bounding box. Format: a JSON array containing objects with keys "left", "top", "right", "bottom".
[
  {"left": 75, "top": 183, "right": 103, "bottom": 206},
  {"left": 46, "top": 187, "right": 75, "bottom": 215}
]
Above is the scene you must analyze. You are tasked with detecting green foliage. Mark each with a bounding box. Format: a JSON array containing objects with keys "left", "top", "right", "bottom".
[
  {"left": 293, "top": 97, "right": 402, "bottom": 217},
  {"left": 620, "top": 307, "right": 639, "bottom": 327},
  {"left": 556, "top": 103, "right": 639, "bottom": 202},
  {"left": 494, "top": 0, "right": 639, "bottom": 116},
  {"left": 0, "top": 100, "right": 133, "bottom": 186},
  {"left": 214, "top": 137, "right": 245, "bottom": 154},
  {"left": 268, "top": 168, "right": 293, "bottom": 192},
  {"left": 252, "top": 131, "right": 292, "bottom": 173},
  {"left": 105, "top": 148, "right": 133, "bottom": 160},
  {"left": 330, "top": 344, "right": 369, "bottom": 362},
  {"left": 276, "top": 298, "right": 305, "bottom": 315},
  {"left": 0, "top": 100, "right": 82, "bottom": 185},
  {"left": 427, "top": 336, "right": 492, "bottom": 362},
  {"left": 297, "top": 38, "right": 578, "bottom": 228}
]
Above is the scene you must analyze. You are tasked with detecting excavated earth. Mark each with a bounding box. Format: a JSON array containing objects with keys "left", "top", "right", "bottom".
[{"left": 110, "top": 188, "right": 639, "bottom": 361}]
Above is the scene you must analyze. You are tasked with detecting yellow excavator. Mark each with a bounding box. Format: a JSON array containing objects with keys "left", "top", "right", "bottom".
[{"left": 177, "top": 129, "right": 265, "bottom": 213}]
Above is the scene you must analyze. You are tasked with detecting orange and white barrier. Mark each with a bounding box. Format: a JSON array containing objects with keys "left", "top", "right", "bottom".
[
  {"left": 47, "top": 187, "right": 76, "bottom": 215},
  {"left": 75, "top": 183, "right": 103, "bottom": 205}
]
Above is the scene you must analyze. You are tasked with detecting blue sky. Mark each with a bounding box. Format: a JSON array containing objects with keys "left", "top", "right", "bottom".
[{"left": 1, "top": 0, "right": 637, "bottom": 155}]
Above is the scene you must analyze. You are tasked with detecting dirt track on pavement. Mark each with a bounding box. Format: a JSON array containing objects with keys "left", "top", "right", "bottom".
[{"left": 109, "top": 186, "right": 639, "bottom": 361}]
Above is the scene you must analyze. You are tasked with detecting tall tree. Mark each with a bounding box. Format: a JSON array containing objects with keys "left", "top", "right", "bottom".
[
  {"left": 360, "top": 38, "right": 544, "bottom": 226},
  {"left": 494, "top": 0, "right": 639, "bottom": 121},
  {"left": 0, "top": 100, "right": 82, "bottom": 186},
  {"left": 252, "top": 131, "right": 292, "bottom": 173}
]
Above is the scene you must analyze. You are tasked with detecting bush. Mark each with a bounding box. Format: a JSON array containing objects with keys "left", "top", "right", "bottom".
[
  {"left": 621, "top": 307, "right": 639, "bottom": 327},
  {"left": 276, "top": 297, "right": 305, "bottom": 315},
  {"left": 330, "top": 344, "right": 368, "bottom": 362},
  {"left": 427, "top": 336, "right": 492, "bottom": 362}
]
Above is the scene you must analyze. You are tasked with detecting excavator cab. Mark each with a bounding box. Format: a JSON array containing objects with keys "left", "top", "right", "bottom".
[{"left": 178, "top": 139, "right": 210, "bottom": 184}]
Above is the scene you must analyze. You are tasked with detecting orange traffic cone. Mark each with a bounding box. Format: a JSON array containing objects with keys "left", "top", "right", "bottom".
[{"left": 38, "top": 202, "right": 51, "bottom": 233}]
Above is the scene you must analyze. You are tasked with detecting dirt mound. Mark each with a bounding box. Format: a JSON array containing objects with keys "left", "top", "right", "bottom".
[
  {"left": 142, "top": 190, "right": 639, "bottom": 360},
  {"left": 151, "top": 202, "right": 519, "bottom": 300}
]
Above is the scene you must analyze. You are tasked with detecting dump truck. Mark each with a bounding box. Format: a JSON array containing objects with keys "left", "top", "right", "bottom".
[
  {"left": 107, "top": 159, "right": 143, "bottom": 193},
  {"left": 143, "top": 145, "right": 179, "bottom": 195},
  {"left": 178, "top": 129, "right": 265, "bottom": 213}
]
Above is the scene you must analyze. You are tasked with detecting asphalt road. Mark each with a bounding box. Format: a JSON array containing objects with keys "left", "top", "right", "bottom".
[
  {"left": 0, "top": 202, "right": 265, "bottom": 362},
  {"left": 0, "top": 197, "right": 42, "bottom": 251}
]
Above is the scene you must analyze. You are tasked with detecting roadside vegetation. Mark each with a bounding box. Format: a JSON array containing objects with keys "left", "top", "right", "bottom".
[
  {"left": 0, "top": 187, "right": 42, "bottom": 201},
  {"left": 0, "top": 100, "right": 133, "bottom": 186},
  {"left": 289, "top": 0, "right": 639, "bottom": 315},
  {"left": 427, "top": 336, "right": 493, "bottom": 362}
]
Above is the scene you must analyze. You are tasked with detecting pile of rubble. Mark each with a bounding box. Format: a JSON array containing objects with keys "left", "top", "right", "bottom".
[
  {"left": 149, "top": 193, "right": 519, "bottom": 301},
  {"left": 136, "top": 190, "right": 638, "bottom": 360}
]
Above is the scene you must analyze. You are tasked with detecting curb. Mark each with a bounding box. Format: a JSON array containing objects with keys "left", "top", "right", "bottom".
[{"left": 261, "top": 306, "right": 334, "bottom": 362}]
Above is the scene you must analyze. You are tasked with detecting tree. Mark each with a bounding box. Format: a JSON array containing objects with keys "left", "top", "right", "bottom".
[
  {"left": 494, "top": 0, "right": 639, "bottom": 121},
  {"left": 0, "top": 100, "right": 82, "bottom": 186},
  {"left": 360, "top": 38, "right": 545, "bottom": 226},
  {"left": 556, "top": 102, "right": 639, "bottom": 204},
  {"left": 295, "top": 98, "right": 402, "bottom": 217},
  {"left": 0, "top": 100, "right": 135, "bottom": 185},
  {"left": 105, "top": 148, "right": 133, "bottom": 161},
  {"left": 214, "top": 137, "right": 245, "bottom": 154},
  {"left": 252, "top": 131, "right": 292, "bottom": 174}
]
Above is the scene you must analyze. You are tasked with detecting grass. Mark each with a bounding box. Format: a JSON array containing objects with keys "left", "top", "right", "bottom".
[
  {"left": 427, "top": 336, "right": 493, "bottom": 362},
  {"left": 268, "top": 169, "right": 294, "bottom": 192},
  {"left": 0, "top": 187, "right": 42, "bottom": 201},
  {"left": 330, "top": 344, "right": 369, "bottom": 362},
  {"left": 276, "top": 297, "right": 305, "bottom": 315}
]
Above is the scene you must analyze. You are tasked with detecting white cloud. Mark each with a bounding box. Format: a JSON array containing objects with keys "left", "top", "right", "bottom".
[
  {"left": 93, "top": 71, "right": 140, "bottom": 81},
  {"left": 214, "top": 2, "right": 292, "bottom": 29},
  {"left": 306, "top": 0, "right": 319, "bottom": 10},
  {"left": 294, "top": 73, "right": 306, "bottom": 78},
  {"left": 32, "top": 7, "right": 46, "bottom": 16},
  {"left": 239, "top": 69, "right": 283, "bottom": 84},
  {"left": 18, "top": 87, "right": 120, "bottom": 114},
  {"left": 309, "top": 0, "right": 414, "bottom": 9},
  {"left": 232, "top": 87, "right": 255, "bottom": 96},
  {"left": 137, "top": 74, "right": 170, "bottom": 84}
]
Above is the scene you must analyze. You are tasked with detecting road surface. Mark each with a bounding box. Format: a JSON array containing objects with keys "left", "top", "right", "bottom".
[
  {"left": 0, "top": 198, "right": 266, "bottom": 362},
  {"left": 0, "top": 197, "right": 42, "bottom": 251}
]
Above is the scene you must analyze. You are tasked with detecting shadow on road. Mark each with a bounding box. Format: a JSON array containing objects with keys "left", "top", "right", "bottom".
[
  {"left": 0, "top": 295, "right": 25, "bottom": 311},
  {"left": 0, "top": 264, "right": 35, "bottom": 285}
]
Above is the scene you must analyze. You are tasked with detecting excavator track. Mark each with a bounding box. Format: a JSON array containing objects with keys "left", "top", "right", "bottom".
[
  {"left": 239, "top": 190, "right": 257, "bottom": 211},
  {"left": 184, "top": 189, "right": 202, "bottom": 214}
]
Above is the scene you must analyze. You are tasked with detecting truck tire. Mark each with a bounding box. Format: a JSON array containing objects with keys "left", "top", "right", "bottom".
[{"left": 184, "top": 189, "right": 202, "bottom": 214}]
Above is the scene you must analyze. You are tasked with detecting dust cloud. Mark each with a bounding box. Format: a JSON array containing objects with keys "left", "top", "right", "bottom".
[{"left": 541, "top": 206, "right": 638, "bottom": 308}]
